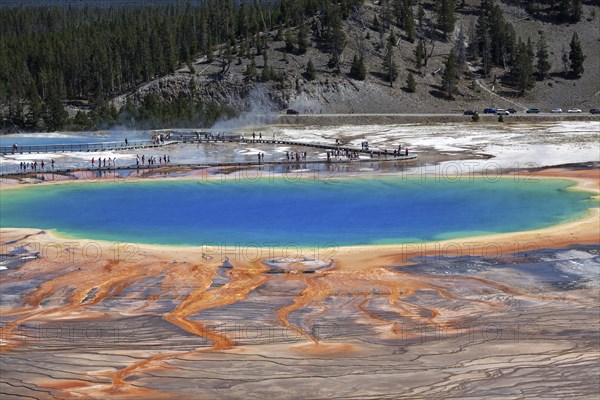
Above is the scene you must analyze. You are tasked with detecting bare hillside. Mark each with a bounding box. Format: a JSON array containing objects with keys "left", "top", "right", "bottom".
[{"left": 114, "top": 0, "right": 600, "bottom": 116}]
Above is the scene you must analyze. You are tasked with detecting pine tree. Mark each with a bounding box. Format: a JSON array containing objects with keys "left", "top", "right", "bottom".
[
  {"left": 435, "top": 0, "right": 456, "bottom": 39},
  {"left": 327, "top": 6, "right": 347, "bottom": 74},
  {"left": 441, "top": 49, "right": 458, "bottom": 99},
  {"left": 43, "top": 94, "right": 68, "bottom": 131},
  {"left": 570, "top": 0, "right": 582, "bottom": 22},
  {"left": 569, "top": 32, "right": 585, "bottom": 77},
  {"left": 536, "top": 34, "right": 551, "bottom": 80},
  {"left": 403, "top": 1, "right": 416, "bottom": 43},
  {"left": 406, "top": 72, "right": 416, "bottom": 92},
  {"left": 415, "top": 42, "right": 425, "bottom": 69},
  {"left": 297, "top": 23, "right": 309, "bottom": 54},
  {"left": 305, "top": 59, "right": 316, "bottom": 81},
  {"left": 373, "top": 15, "right": 381, "bottom": 31},
  {"left": 350, "top": 54, "right": 367, "bottom": 80},
  {"left": 284, "top": 29, "right": 295, "bottom": 53},
  {"left": 382, "top": 41, "right": 398, "bottom": 86},
  {"left": 511, "top": 39, "right": 534, "bottom": 95},
  {"left": 26, "top": 97, "right": 44, "bottom": 129},
  {"left": 245, "top": 60, "right": 257, "bottom": 79}
]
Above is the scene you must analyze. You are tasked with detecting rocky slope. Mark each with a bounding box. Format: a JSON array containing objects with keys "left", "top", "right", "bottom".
[{"left": 111, "top": 0, "right": 600, "bottom": 117}]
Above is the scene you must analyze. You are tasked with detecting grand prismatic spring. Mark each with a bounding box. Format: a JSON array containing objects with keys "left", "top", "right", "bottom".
[
  {"left": 1, "top": 122, "right": 599, "bottom": 399},
  {"left": 0, "top": 177, "right": 594, "bottom": 246}
]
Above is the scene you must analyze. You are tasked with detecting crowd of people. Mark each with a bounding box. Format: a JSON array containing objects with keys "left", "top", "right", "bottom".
[
  {"left": 18, "top": 159, "right": 55, "bottom": 171},
  {"left": 238, "top": 132, "right": 279, "bottom": 142},
  {"left": 136, "top": 154, "right": 170, "bottom": 167},
  {"left": 285, "top": 151, "right": 307, "bottom": 162},
  {"left": 91, "top": 157, "right": 118, "bottom": 168},
  {"left": 326, "top": 148, "right": 362, "bottom": 161},
  {"left": 151, "top": 132, "right": 171, "bottom": 144}
]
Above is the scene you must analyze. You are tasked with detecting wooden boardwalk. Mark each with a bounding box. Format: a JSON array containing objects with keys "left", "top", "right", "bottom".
[
  {"left": 1, "top": 133, "right": 417, "bottom": 176},
  {"left": 1, "top": 155, "right": 418, "bottom": 177},
  {"left": 0, "top": 140, "right": 178, "bottom": 155},
  {"left": 2, "top": 133, "right": 410, "bottom": 157}
]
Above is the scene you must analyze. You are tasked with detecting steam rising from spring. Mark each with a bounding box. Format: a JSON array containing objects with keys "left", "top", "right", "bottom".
[{"left": 211, "top": 87, "right": 278, "bottom": 131}]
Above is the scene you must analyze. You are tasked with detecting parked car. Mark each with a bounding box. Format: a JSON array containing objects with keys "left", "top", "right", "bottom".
[
  {"left": 526, "top": 108, "right": 540, "bottom": 113},
  {"left": 590, "top": 108, "right": 600, "bottom": 114},
  {"left": 551, "top": 108, "right": 562, "bottom": 113},
  {"left": 483, "top": 108, "right": 496, "bottom": 114},
  {"left": 463, "top": 110, "right": 476, "bottom": 115},
  {"left": 507, "top": 108, "right": 517, "bottom": 114},
  {"left": 497, "top": 110, "right": 510, "bottom": 116},
  {"left": 286, "top": 109, "right": 300, "bottom": 115},
  {"left": 567, "top": 108, "right": 582, "bottom": 113}
]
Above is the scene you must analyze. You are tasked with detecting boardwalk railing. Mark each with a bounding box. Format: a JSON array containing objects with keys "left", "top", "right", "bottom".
[{"left": 0, "top": 139, "right": 174, "bottom": 155}]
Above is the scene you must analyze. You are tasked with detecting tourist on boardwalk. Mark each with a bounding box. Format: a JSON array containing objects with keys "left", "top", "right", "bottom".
[
  {"left": 252, "top": 132, "right": 256, "bottom": 142},
  {"left": 51, "top": 159, "right": 55, "bottom": 169},
  {"left": 125, "top": 138, "right": 128, "bottom": 146},
  {"left": 92, "top": 158, "right": 95, "bottom": 167}
]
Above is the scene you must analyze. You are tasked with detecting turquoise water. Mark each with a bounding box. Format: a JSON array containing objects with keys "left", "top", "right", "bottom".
[{"left": 0, "top": 177, "right": 594, "bottom": 247}]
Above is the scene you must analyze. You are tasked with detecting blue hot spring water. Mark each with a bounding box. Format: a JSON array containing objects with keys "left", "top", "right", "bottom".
[{"left": 0, "top": 177, "right": 594, "bottom": 247}]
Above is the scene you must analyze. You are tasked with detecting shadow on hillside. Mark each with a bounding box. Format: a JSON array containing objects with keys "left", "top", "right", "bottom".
[
  {"left": 370, "top": 71, "right": 396, "bottom": 87},
  {"left": 550, "top": 71, "right": 581, "bottom": 81},
  {"left": 429, "top": 85, "right": 449, "bottom": 100}
]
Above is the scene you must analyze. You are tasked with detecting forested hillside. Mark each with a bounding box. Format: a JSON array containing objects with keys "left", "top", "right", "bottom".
[{"left": 0, "top": 0, "right": 598, "bottom": 131}]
